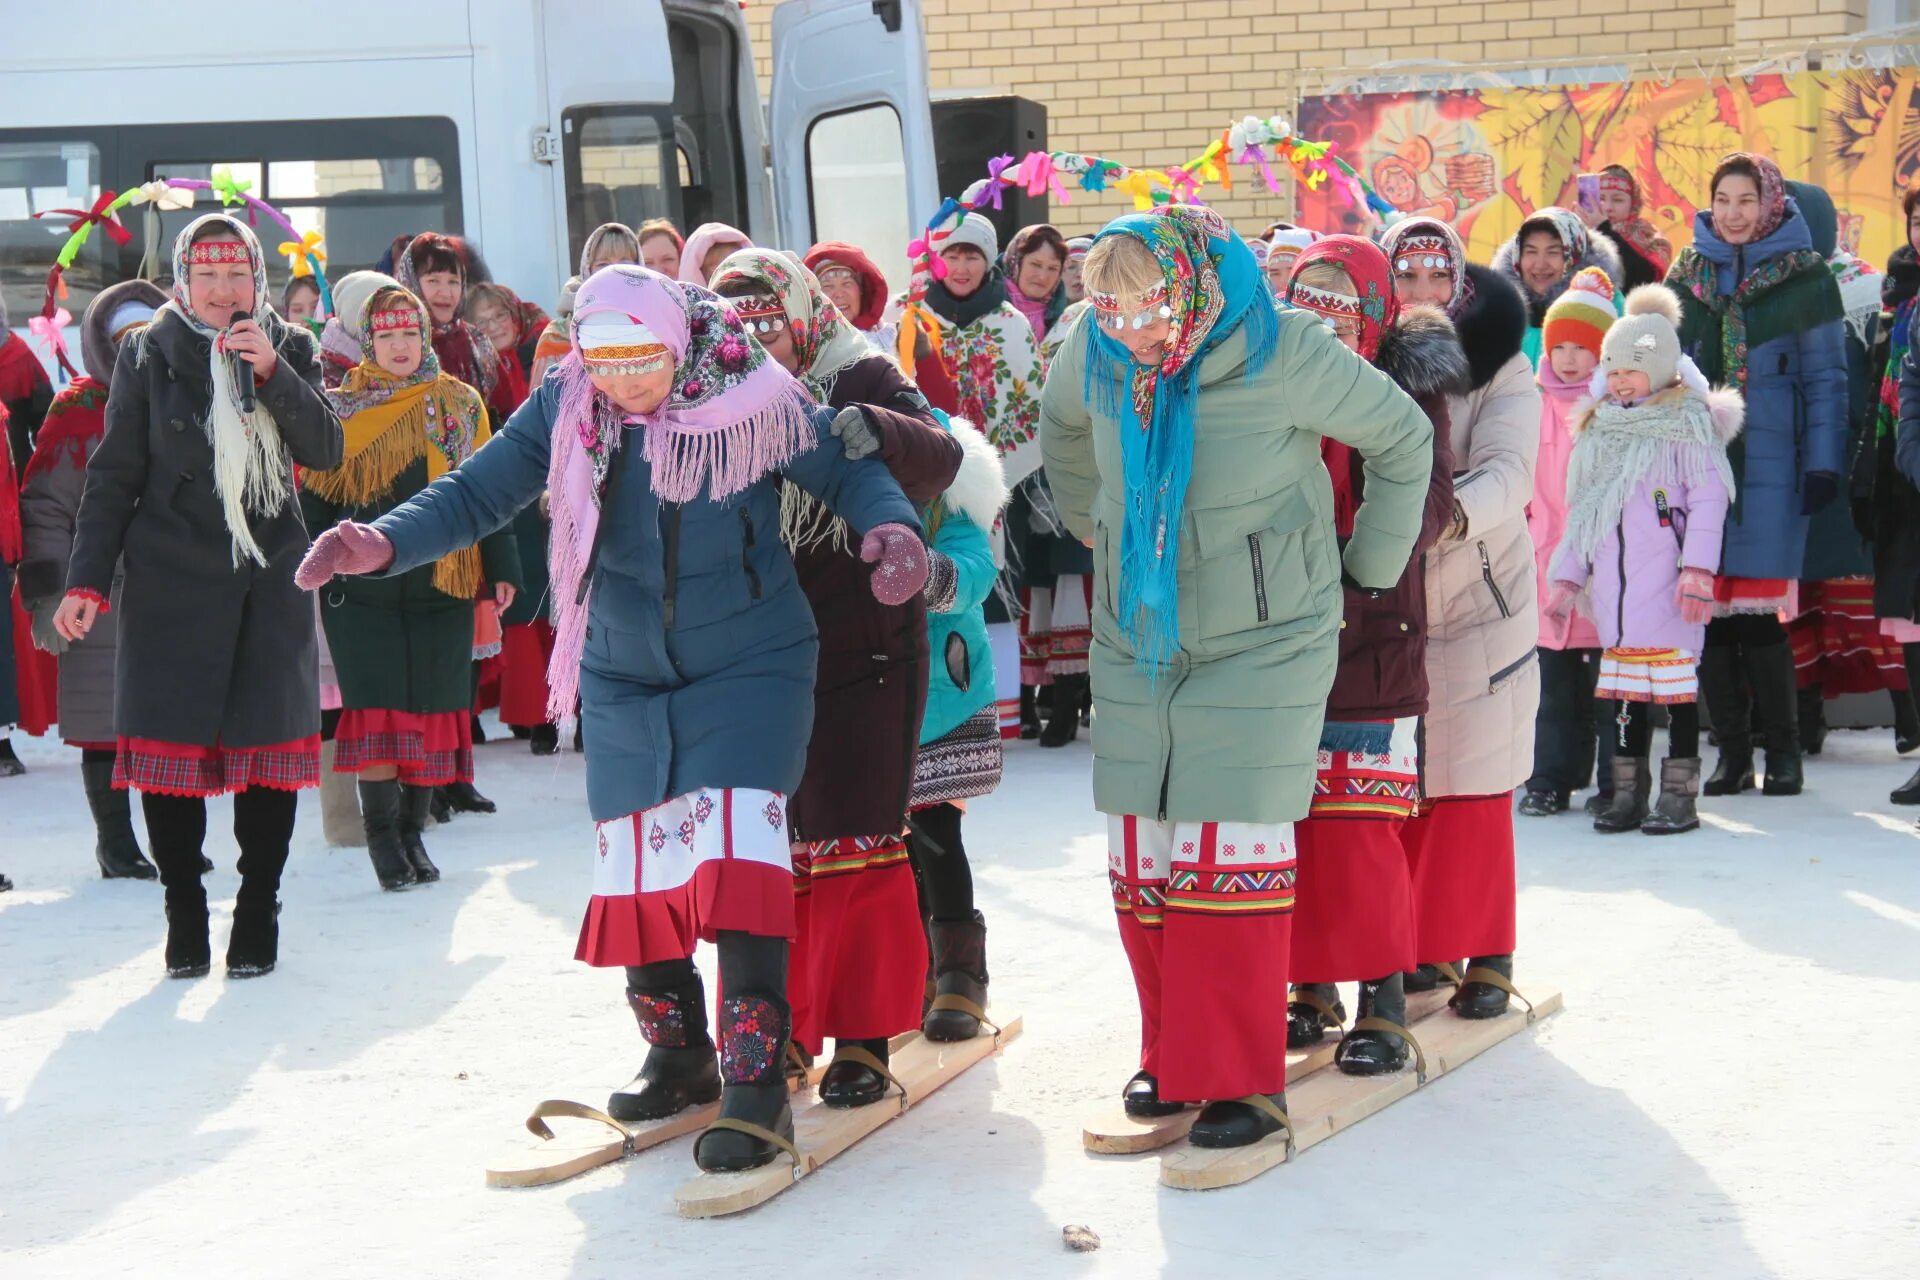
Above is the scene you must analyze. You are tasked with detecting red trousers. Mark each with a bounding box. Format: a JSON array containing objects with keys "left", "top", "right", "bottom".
[
  {"left": 1109, "top": 814, "right": 1296, "bottom": 1102},
  {"left": 788, "top": 836, "right": 929, "bottom": 1057},
  {"left": 1401, "top": 794, "right": 1517, "bottom": 963},
  {"left": 1290, "top": 815, "right": 1417, "bottom": 983}
]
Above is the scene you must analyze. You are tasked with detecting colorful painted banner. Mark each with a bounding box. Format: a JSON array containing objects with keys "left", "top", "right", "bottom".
[{"left": 1297, "top": 71, "right": 1920, "bottom": 269}]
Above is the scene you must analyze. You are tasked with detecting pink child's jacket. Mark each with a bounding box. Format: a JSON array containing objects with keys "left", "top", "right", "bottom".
[
  {"left": 1547, "top": 383, "right": 1745, "bottom": 653},
  {"left": 1529, "top": 359, "right": 1600, "bottom": 650}
]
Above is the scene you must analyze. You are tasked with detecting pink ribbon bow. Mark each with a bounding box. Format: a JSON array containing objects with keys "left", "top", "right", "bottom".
[
  {"left": 1020, "top": 153, "right": 1065, "bottom": 202},
  {"left": 29, "top": 308, "right": 75, "bottom": 377}
]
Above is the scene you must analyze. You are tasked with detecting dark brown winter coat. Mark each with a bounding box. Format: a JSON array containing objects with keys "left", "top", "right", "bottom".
[
  {"left": 787, "top": 354, "right": 963, "bottom": 842},
  {"left": 1325, "top": 307, "right": 1467, "bottom": 723},
  {"left": 65, "top": 307, "right": 343, "bottom": 747}
]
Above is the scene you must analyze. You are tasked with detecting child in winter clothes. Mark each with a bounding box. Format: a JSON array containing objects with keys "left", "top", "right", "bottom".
[
  {"left": 1545, "top": 285, "right": 1743, "bottom": 836},
  {"left": 1522, "top": 267, "right": 1618, "bottom": 817}
]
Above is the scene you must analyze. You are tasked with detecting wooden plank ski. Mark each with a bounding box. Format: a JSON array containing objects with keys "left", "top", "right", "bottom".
[
  {"left": 672, "top": 1015, "right": 1024, "bottom": 1218},
  {"left": 1158, "top": 987, "right": 1561, "bottom": 1190},
  {"left": 485, "top": 1033, "right": 920, "bottom": 1189},
  {"left": 1080, "top": 989, "right": 1454, "bottom": 1155}
]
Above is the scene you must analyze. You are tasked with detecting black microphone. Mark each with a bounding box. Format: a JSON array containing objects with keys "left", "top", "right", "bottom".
[{"left": 228, "top": 309, "right": 256, "bottom": 413}]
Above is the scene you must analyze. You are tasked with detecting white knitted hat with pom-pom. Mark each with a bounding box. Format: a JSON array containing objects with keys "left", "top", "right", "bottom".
[{"left": 1601, "top": 284, "right": 1683, "bottom": 389}]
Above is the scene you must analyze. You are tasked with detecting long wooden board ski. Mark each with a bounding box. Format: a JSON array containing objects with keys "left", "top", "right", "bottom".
[
  {"left": 1080, "top": 989, "right": 1456, "bottom": 1155},
  {"left": 486, "top": 1033, "right": 918, "bottom": 1188},
  {"left": 1157, "top": 988, "right": 1562, "bottom": 1190},
  {"left": 673, "top": 1016, "right": 1024, "bottom": 1218}
]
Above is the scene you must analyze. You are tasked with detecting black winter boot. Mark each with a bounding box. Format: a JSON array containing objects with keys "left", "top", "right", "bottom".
[
  {"left": 1450, "top": 953, "right": 1514, "bottom": 1019},
  {"left": 440, "top": 780, "right": 497, "bottom": 814},
  {"left": 1747, "top": 642, "right": 1804, "bottom": 796},
  {"left": 1896, "top": 676, "right": 1920, "bottom": 755},
  {"left": 1039, "top": 673, "right": 1088, "bottom": 748},
  {"left": 1018, "top": 686, "right": 1041, "bottom": 739},
  {"left": 1593, "top": 756, "right": 1652, "bottom": 833},
  {"left": 397, "top": 784, "right": 440, "bottom": 884},
  {"left": 924, "top": 911, "right": 990, "bottom": 1042},
  {"left": 144, "top": 794, "right": 210, "bottom": 979},
  {"left": 820, "top": 1037, "right": 894, "bottom": 1109},
  {"left": 609, "top": 960, "right": 721, "bottom": 1122},
  {"left": 1403, "top": 961, "right": 1462, "bottom": 994},
  {"left": 1641, "top": 757, "right": 1702, "bottom": 835},
  {"left": 1700, "top": 647, "right": 1755, "bottom": 796},
  {"left": 358, "top": 780, "right": 417, "bottom": 891},
  {"left": 227, "top": 788, "right": 295, "bottom": 978},
  {"left": 694, "top": 932, "right": 795, "bottom": 1173},
  {"left": 1122, "top": 1069, "right": 1187, "bottom": 1119},
  {"left": 1188, "top": 1091, "right": 1290, "bottom": 1149},
  {"left": 1286, "top": 982, "right": 1346, "bottom": 1048},
  {"left": 1335, "top": 974, "right": 1414, "bottom": 1076},
  {"left": 0, "top": 739, "right": 24, "bottom": 777},
  {"left": 1892, "top": 764, "right": 1920, "bottom": 805},
  {"left": 1798, "top": 683, "right": 1828, "bottom": 756},
  {"left": 530, "top": 723, "right": 559, "bottom": 756},
  {"left": 82, "top": 758, "right": 156, "bottom": 879}
]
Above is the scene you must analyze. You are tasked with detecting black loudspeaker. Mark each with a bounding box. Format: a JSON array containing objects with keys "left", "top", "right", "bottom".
[{"left": 931, "top": 95, "right": 1048, "bottom": 249}]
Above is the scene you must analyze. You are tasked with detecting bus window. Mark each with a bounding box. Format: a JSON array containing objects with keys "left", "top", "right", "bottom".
[
  {"left": 0, "top": 137, "right": 109, "bottom": 325},
  {"left": 806, "top": 105, "right": 910, "bottom": 293},
  {"left": 668, "top": 13, "right": 748, "bottom": 233},
  {"left": 562, "top": 106, "right": 675, "bottom": 270}
]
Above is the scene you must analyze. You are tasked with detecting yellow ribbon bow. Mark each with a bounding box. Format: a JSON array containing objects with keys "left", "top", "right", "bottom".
[{"left": 278, "top": 230, "right": 327, "bottom": 278}]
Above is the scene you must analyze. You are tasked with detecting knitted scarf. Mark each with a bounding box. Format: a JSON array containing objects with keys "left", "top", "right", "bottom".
[
  {"left": 1083, "top": 204, "right": 1277, "bottom": 672},
  {"left": 310, "top": 289, "right": 489, "bottom": 600},
  {"left": 1561, "top": 385, "right": 1736, "bottom": 564}
]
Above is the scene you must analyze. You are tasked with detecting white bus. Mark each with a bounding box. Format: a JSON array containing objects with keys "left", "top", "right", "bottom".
[{"left": 0, "top": 0, "right": 938, "bottom": 353}]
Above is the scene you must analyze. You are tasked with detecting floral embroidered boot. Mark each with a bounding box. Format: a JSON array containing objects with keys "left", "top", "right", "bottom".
[
  {"left": 608, "top": 959, "right": 720, "bottom": 1123},
  {"left": 695, "top": 932, "right": 795, "bottom": 1173}
]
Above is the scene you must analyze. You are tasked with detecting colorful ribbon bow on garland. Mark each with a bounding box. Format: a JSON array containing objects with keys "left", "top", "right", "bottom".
[
  {"left": 28, "top": 308, "right": 76, "bottom": 380},
  {"left": 32, "top": 190, "right": 133, "bottom": 252},
  {"left": 278, "top": 229, "right": 327, "bottom": 279}
]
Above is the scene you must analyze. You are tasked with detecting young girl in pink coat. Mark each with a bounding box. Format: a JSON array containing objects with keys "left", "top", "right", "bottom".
[{"left": 1545, "top": 285, "right": 1744, "bottom": 836}]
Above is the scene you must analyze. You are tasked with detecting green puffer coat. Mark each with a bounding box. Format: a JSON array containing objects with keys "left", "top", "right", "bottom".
[
  {"left": 301, "top": 455, "right": 521, "bottom": 713},
  {"left": 1040, "top": 308, "right": 1434, "bottom": 824}
]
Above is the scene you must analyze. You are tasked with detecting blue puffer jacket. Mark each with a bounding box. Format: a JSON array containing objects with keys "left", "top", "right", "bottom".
[
  {"left": 1672, "top": 202, "right": 1847, "bottom": 580},
  {"left": 922, "top": 416, "right": 1010, "bottom": 745},
  {"left": 371, "top": 375, "right": 920, "bottom": 822}
]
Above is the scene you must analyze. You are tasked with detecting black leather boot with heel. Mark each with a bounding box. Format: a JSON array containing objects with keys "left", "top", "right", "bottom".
[{"left": 358, "top": 779, "right": 417, "bottom": 891}]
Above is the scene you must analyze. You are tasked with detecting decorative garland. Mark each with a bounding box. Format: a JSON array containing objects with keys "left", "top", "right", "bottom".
[
  {"left": 894, "top": 112, "right": 1395, "bottom": 368},
  {"left": 29, "top": 168, "right": 331, "bottom": 377}
]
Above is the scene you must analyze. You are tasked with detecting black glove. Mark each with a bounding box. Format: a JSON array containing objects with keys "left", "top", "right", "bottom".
[
  {"left": 1802, "top": 471, "right": 1839, "bottom": 516},
  {"left": 830, "top": 406, "right": 880, "bottom": 460}
]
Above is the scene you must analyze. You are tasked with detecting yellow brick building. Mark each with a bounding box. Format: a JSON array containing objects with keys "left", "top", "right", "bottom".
[{"left": 748, "top": 0, "right": 1898, "bottom": 236}]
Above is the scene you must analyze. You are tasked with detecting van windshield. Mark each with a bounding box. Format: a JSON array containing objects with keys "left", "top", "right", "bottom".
[{"left": 563, "top": 107, "right": 676, "bottom": 273}]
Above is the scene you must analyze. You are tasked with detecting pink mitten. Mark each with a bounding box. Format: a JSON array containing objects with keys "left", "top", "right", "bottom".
[
  {"left": 1544, "top": 580, "right": 1581, "bottom": 623},
  {"left": 860, "top": 522, "right": 928, "bottom": 606},
  {"left": 296, "top": 521, "right": 395, "bottom": 590},
  {"left": 1676, "top": 567, "right": 1717, "bottom": 626}
]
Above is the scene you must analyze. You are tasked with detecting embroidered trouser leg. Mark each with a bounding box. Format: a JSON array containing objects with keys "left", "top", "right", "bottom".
[{"left": 1109, "top": 814, "right": 1297, "bottom": 1103}]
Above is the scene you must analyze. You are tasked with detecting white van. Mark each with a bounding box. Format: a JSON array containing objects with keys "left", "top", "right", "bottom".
[{"left": 0, "top": 0, "right": 937, "bottom": 349}]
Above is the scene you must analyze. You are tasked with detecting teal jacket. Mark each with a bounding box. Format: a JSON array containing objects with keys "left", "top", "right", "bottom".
[{"left": 922, "top": 415, "right": 1010, "bottom": 744}]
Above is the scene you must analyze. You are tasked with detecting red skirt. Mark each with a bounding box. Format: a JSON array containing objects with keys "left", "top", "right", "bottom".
[
  {"left": 498, "top": 620, "right": 555, "bottom": 728},
  {"left": 1788, "top": 577, "right": 1907, "bottom": 694},
  {"left": 332, "top": 708, "right": 474, "bottom": 786},
  {"left": 114, "top": 734, "right": 322, "bottom": 797},
  {"left": 789, "top": 835, "right": 928, "bottom": 1055},
  {"left": 11, "top": 592, "right": 57, "bottom": 736},
  {"left": 576, "top": 788, "right": 796, "bottom": 968},
  {"left": 1401, "top": 794, "right": 1517, "bottom": 963}
]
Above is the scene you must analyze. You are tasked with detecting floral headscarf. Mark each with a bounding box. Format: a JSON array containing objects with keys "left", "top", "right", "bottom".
[
  {"left": 394, "top": 233, "right": 501, "bottom": 400},
  {"left": 1600, "top": 165, "right": 1674, "bottom": 274},
  {"left": 1286, "top": 234, "right": 1398, "bottom": 362},
  {"left": 1380, "top": 217, "right": 1474, "bottom": 320},
  {"left": 165, "top": 213, "right": 267, "bottom": 337},
  {"left": 1084, "top": 204, "right": 1276, "bottom": 672},
  {"left": 1711, "top": 153, "right": 1788, "bottom": 243},
  {"left": 678, "top": 222, "right": 754, "bottom": 286},
  {"left": 542, "top": 265, "right": 816, "bottom": 721},
  {"left": 708, "top": 247, "right": 875, "bottom": 399}
]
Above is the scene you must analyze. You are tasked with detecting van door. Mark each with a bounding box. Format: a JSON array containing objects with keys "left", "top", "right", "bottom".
[{"left": 769, "top": 0, "right": 937, "bottom": 293}]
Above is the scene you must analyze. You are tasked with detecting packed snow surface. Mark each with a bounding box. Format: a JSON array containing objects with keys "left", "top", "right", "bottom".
[{"left": 4, "top": 721, "right": 1916, "bottom": 1278}]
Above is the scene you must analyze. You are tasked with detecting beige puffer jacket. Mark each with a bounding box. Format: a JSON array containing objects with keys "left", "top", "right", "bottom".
[{"left": 1421, "top": 268, "right": 1542, "bottom": 799}]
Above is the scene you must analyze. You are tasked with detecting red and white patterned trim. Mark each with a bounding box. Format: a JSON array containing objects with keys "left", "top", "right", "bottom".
[{"left": 185, "top": 240, "right": 251, "bottom": 266}]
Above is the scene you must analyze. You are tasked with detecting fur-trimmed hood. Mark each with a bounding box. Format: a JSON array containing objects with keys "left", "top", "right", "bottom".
[
  {"left": 1376, "top": 303, "right": 1470, "bottom": 401},
  {"left": 81, "top": 279, "right": 169, "bottom": 387},
  {"left": 1492, "top": 214, "right": 1625, "bottom": 325},
  {"left": 938, "top": 414, "right": 1009, "bottom": 534},
  {"left": 1456, "top": 263, "right": 1529, "bottom": 391},
  {"left": 1572, "top": 379, "right": 1745, "bottom": 443}
]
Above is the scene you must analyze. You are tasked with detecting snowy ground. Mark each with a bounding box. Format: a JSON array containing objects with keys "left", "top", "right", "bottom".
[{"left": 4, "top": 718, "right": 1918, "bottom": 1279}]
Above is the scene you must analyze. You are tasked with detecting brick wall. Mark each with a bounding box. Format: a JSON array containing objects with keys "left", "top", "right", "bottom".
[{"left": 744, "top": 0, "right": 1863, "bottom": 237}]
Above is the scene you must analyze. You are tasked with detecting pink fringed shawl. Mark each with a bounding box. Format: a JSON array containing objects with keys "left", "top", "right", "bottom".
[{"left": 543, "top": 265, "right": 816, "bottom": 722}]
